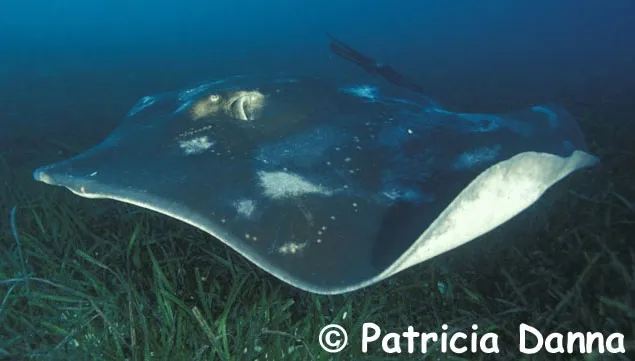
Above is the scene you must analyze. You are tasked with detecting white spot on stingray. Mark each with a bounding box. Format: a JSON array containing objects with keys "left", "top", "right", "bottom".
[
  {"left": 178, "top": 124, "right": 214, "bottom": 138},
  {"left": 274, "top": 78, "right": 299, "bottom": 83},
  {"left": 427, "top": 107, "right": 453, "bottom": 115},
  {"left": 179, "top": 84, "right": 210, "bottom": 101},
  {"left": 531, "top": 106, "right": 559, "bottom": 128},
  {"left": 234, "top": 199, "right": 256, "bottom": 218},
  {"left": 177, "top": 80, "right": 226, "bottom": 101},
  {"left": 388, "top": 97, "right": 422, "bottom": 107},
  {"left": 179, "top": 136, "right": 214, "bottom": 155},
  {"left": 453, "top": 145, "right": 502, "bottom": 170},
  {"left": 127, "top": 96, "right": 156, "bottom": 116},
  {"left": 341, "top": 85, "right": 377, "bottom": 101},
  {"left": 174, "top": 100, "right": 194, "bottom": 114},
  {"left": 258, "top": 171, "right": 335, "bottom": 199},
  {"left": 278, "top": 242, "right": 307, "bottom": 255},
  {"left": 383, "top": 189, "right": 399, "bottom": 200}
]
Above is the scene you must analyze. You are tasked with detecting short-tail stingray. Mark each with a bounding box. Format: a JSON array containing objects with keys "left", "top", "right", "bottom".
[{"left": 33, "top": 75, "right": 598, "bottom": 294}]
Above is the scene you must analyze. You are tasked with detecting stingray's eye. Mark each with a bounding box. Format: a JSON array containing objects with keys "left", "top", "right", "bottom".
[{"left": 209, "top": 94, "right": 220, "bottom": 103}]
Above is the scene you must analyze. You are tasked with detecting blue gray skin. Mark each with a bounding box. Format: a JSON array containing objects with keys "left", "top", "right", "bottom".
[{"left": 33, "top": 75, "right": 598, "bottom": 294}]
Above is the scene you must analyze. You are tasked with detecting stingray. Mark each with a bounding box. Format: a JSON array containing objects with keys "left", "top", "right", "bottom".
[{"left": 32, "top": 73, "right": 598, "bottom": 294}]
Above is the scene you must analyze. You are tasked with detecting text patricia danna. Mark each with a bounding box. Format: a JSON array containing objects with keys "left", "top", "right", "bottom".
[{"left": 360, "top": 323, "right": 625, "bottom": 355}]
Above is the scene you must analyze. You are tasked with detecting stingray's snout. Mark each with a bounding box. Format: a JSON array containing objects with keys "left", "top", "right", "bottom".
[
  {"left": 33, "top": 166, "right": 56, "bottom": 185},
  {"left": 33, "top": 162, "right": 80, "bottom": 188},
  {"left": 33, "top": 162, "right": 98, "bottom": 197}
]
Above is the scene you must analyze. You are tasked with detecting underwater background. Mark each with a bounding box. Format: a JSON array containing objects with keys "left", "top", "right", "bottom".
[{"left": 1, "top": 0, "right": 635, "bottom": 360}]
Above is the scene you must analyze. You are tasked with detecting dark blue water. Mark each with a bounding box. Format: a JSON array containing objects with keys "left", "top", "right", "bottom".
[{"left": 1, "top": 0, "right": 635, "bottom": 165}]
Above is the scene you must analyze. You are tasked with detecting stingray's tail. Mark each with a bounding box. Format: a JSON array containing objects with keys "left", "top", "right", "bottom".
[{"left": 327, "top": 33, "right": 427, "bottom": 97}]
